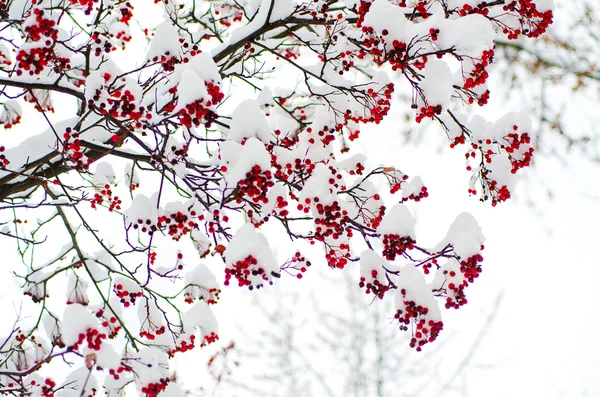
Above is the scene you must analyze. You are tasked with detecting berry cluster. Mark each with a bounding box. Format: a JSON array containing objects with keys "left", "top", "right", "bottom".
[
  {"left": 382, "top": 168, "right": 409, "bottom": 194},
  {"left": 177, "top": 82, "right": 223, "bottom": 129},
  {"left": 313, "top": 199, "right": 349, "bottom": 241},
  {"left": 353, "top": 194, "right": 385, "bottom": 229},
  {"left": 16, "top": 45, "right": 56, "bottom": 76},
  {"left": 169, "top": 335, "right": 196, "bottom": 356},
  {"left": 502, "top": 0, "right": 553, "bottom": 38},
  {"left": 458, "top": 2, "right": 490, "bottom": 17},
  {"left": 90, "top": 85, "right": 144, "bottom": 122},
  {"left": 95, "top": 308, "right": 121, "bottom": 339},
  {"left": 0, "top": 146, "right": 10, "bottom": 168},
  {"left": 0, "top": 103, "right": 20, "bottom": 131},
  {"left": 69, "top": 0, "right": 97, "bottom": 15},
  {"left": 415, "top": 104, "right": 442, "bottom": 123},
  {"left": 272, "top": 153, "right": 316, "bottom": 183},
  {"left": 236, "top": 165, "right": 274, "bottom": 204},
  {"left": 131, "top": 217, "right": 159, "bottom": 235},
  {"left": 347, "top": 83, "right": 394, "bottom": 126},
  {"left": 401, "top": 185, "right": 429, "bottom": 203},
  {"left": 359, "top": 269, "right": 390, "bottom": 299},
  {"left": 140, "top": 379, "right": 170, "bottom": 397},
  {"left": 464, "top": 49, "right": 494, "bottom": 90},
  {"left": 395, "top": 292, "right": 443, "bottom": 351},
  {"left": 157, "top": 209, "right": 200, "bottom": 240},
  {"left": 459, "top": 253, "right": 484, "bottom": 283},
  {"left": 72, "top": 328, "right": 107, "bottom": 352},
  {"left": 140, "top": 325, "right": 166, "bottom": 341},
  {"left": 215, "top": 5, "right": 244, "bottom": 27},
  {"left": 183, "top": 286, "right": 220, "bottom": 304},
  {"left": 224, "top": 255, "right": 278, "bottom": 289},
  {"left": 280, "top": 252, "right": 312, "bottom": 279},
  {"left": 502, "top": 130, "right": 534, "bottom": 174},
  {"left": 91, "top": 31, "right": 116, "bottom": 56},
  {"left": 25, "top": 8, "right": 58, "bottom": 43},
  {"left": 91, "top": 184, "right": 122, "bottom": 212},
  {"left": 201, "top": 332, "right": 219, "bottom": 347},
  {"left": 106, "top": 365, "right": 131, "bottom": 381},
  {"left": 114, "top": 283, "right": 142, "bottom": 307},
  {"left": 28, "top": 378, "right": 56, "bottom": 397},
  {"left": 381, "top": 234, "right": 414, "bottom": 261},
  {"left": 62, "top": 128, "right": 93, "bottom": 170}
]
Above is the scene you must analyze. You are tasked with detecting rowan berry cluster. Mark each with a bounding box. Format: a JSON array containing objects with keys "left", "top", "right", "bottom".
[
  {"left": 0, "top": 146, "right": 9, "bottom": 168},
  {"left": 69, "top": 0, "right": 97, "bottom": 15},
  {"left": 415, "top": 105, "right": 442, "bottom": 123},
  {"left": 91, "top": 184, "right": 122, "bottom": 212},
  {"left": 156, "top": 209, "right": 200, "bottom": 240},
  {"left": 106, "top": 365, "right": 131, "bottom": 381},
  {"left": 224, "top": 255, "right": 277, "bottom": 288},
  {"left": 184, "top": 287, "right": 220, "bottom": 304},
  {"left": 169, "top": 334, "right": 196, "bottom": 356},
  {"left": 464, "top": 49, "right": 494, "bottom": 90},
  {"left": 502, "top": 130, "right": 534, "bottom": 174},
  {"left": 402, "top": 186, "right": 429, "bottom": 203},
  {"left": 503, "top": 0, "right": 553, "bottom": 38},
  {"left": 62, "top": 128, "right": 92, "bottom": 170},
  {"left": 280, "top": 252, "right": 312, "bottom": 279},
  {"left": 395, "top": 292, "right": 443, "bottom": 352},
  {"left": 214, "top": 4, "right": 243, "bottom": 27},
  {"left": 140, "top": 326, "right": 166, "bottom": 341},
  {"left": 141, "top": 379, "right": 170, "bottom": 397},
  {"left": 72, "top": 328, "right": 107, "bottom": 352},
  {"left": 95, "top": 308, "right": 121, "bottom": 339},
  {"left": 272, "top": 153, "right": 316, "bottom": 184},
  {"left": 202, "top": 332, "right": 219, "bottom": 347},
  {"left": 39, "top": 378, "right": 56, "bottom": 397},
  {"left": 359, "top": 269, "right": 390, "bottom": 299},
  {"left": 347, "top": 83, "right": 394, "bottom": 126},
  {"left": 458, "top": 3, "right": 490, "bottom": 17},
  {"left": 235, "top": 165, "right": 273, "bottom": 204},
  {"left": 114, "top": 283, "right": 142, "bottom": 307},
  {"left": 25, "top": 8, "right": 58, "bottom": 43},
  {"left": 16, "top": 45, "right": 56, "bottom": 76},
  {"left": 382, "top": 234, "right": 414, "bottom": 261}
]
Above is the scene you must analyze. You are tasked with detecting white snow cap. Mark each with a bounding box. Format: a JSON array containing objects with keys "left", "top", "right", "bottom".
[
  {"left": 436, "top": 212, "right": 485, "bottom": 259},
  {"left": 228, "top": 99, "right": 272, "bottom": 143},
  {"left": 226, "top": 223, "right": 279, "bottom": 284},
  {"left": 378, "top": 203, "right": 416, "bottom": 239},
  {"left": 360, "top": 250, "right": 390, "bottom": 285},
  {"left": 146, "top": 22, "right": 182, "bottom": 62},
  {"left": 395, "top": 265, "right": 441, "bottom": 322},
  {"left": 62, "top": 304, "right": 99, "bottom": 346}
]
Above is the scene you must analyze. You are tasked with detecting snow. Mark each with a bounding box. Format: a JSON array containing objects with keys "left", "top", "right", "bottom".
[
  {"left": 228, "top": 99, "right": 273, "bottom": 143},
  {"left": 395, "top": 264, "right": 441, "bottom": 321},
  {"left": 378, "top": 203, "right": 416, "bottom": 239},
  {"left": 182, "top": 301, "right": 218, "bottom": 337},
  {"left": 418, "top": 60, "right": 453, "bottom": 110},
  {"left": 176, "top": 69, "right": 208, "bottom": 109},
  {"left": 92, "top": 161, "right": 116, "bottom": 187},
  {"left": 226, "top": 223, "right": 279, "bottom": 283},
  {"left": 183, "top": 263, "right": 219, "bottom": 302},
  {"left": 124, "top": 193, "right": 159, "bottom": 227},
  {"left": 436, "top": 212, "right": 485, "bottom": 258},
  {"left": 62, "top": 304, "right": 99, "bottom": 346},
  {"left": 360, "top": 250, "right": 390, "bottom": 285},
  {"left": 362, "top": 0, "right": 411, "bottom": 48},
  {"left": 146, "top": 22, "right": 182, "bottom": 62},
  {"left": 56, "top": 367, "right": 98, "bottom": 397}
]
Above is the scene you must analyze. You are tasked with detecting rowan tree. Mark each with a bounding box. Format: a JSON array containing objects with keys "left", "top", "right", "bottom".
[{"left": 0, "top": 0, "right": 553, "bottom": 395}]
